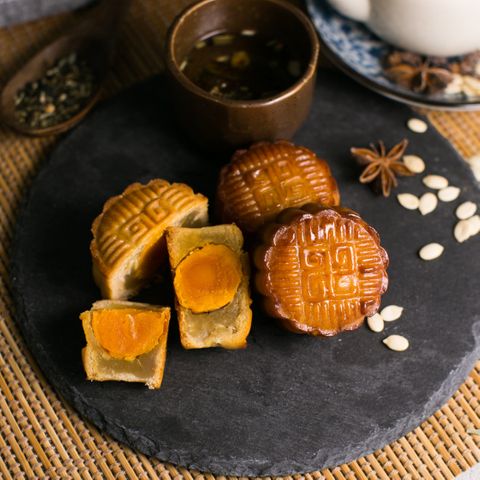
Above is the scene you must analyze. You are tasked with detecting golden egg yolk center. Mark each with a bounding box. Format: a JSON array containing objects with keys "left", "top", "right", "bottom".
[
  {"left": 92, "top": 308, "right": 166, "bottom": 360},
  {"left": 174, "top": 244, "right": 243, "bottom": 313}
]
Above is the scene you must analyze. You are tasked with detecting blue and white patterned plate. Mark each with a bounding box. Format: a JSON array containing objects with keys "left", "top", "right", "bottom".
[{"left": 306, "top": 0, "right": 480, "bottom": 111}]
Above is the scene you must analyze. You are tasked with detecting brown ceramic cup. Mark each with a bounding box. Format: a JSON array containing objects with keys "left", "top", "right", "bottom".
[{"left": 164, "top": 0, "right": 320, "bottom": 151}]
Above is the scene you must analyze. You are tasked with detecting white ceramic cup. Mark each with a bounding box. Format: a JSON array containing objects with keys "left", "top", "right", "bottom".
[{"left": 326, "top": 0, "right": 480, "bottom": 57}]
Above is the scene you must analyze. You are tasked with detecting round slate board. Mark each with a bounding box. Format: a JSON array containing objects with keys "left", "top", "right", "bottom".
[{"left": 11, "top": 70, "right": 480, "bottom": 476}]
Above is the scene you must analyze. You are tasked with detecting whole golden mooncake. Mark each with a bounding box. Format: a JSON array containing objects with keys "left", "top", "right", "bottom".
[
  {"left": 216, "top": 140, "right": 340, "bottom": 241},
  {"left": 91, "top": 179, "right": 208, "bottom": 300},
  {"left": 80, "top": 300, "right": 170, "bottom": 389},
  {"left": 254, "top": 203, "right": 389, "bottom": 337},
  {"left": 166, "top": 224, "right": 252, "bottom": 349}
]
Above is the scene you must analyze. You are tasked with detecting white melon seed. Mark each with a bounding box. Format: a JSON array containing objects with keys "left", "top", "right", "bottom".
[
  {"left": 472, "top": 166, "right": 480, "bottom": 182},
  {"left": 468, "top": 215, "right": 480, "bottom": 236},
  {"left": 419, "top": 193, "right": 438, "bottom": 215},
  {"left": 367, "top": 313, "right": 384, "bottom": 332},
  {"left": 397, "top": 193, "right": 420, "bottom": 210},
  {"left": 419, "top": 243, "right": 444, "bottom": 260},
  {"left": 407, "top": 118, "right": 428, "bottom": 133},
  {"left": 438, "top": 186, "right": 460, "bottom": 202},
  {"left": 383, "top": 335, "right": 409, "bottom": 351},
  {"left": 467, "top": 155, "right": 480, "bottom": 169},
  {"left": 403, "top": 155, "right": 425, "bottom": 173},
  {"left": 454, "top": 215, "right": 480, "bottom": 243},
  {"left": 456, "top": 201, "right": 477, "bottom": 220},
  {"left": 380, "top": 305, "right": 404, "bottom": 322},
  {"left": 454, "top": 219, "right": 473, "bottom": 243},
  {"left": 422, "top": 175, "right": 449, "bottom": 189},
  {"left": 444, "top": 73, "right": 464, "bottom": 95}
]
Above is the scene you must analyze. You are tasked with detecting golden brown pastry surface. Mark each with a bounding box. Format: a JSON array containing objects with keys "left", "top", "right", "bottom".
[
  {"left": 216, "top": 140, "right": 340, "bottom": 240},
  {"left": 90, "top": 179, "right": 209, "bottom": 300},
  {"left": 254, "top": 203, "right": 389, "bottom": 337},
  {"left": 166, "top": 224, "right": 252, "bottom": 349},
  {"left": 80, "top": 300, "right": 171, "bottom": 389}
]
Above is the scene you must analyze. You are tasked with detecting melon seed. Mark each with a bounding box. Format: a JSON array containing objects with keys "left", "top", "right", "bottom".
[
  {"left": 383, "top": 335, "right": 409, "bottom": 351},
  {"left": 367, "top": 313, "right": 384, "bottom": 332},
  {"left": 422, "top": 175, "right": 449, "bottom": 189},
  {"left": 467, "top": 156, "right": 480, "bottom": 181},
  {"left": 454, "top": 219, "right": 472, "bottom": 243},
  {"left": 419, "top": 243, "right": 444, "bottom": 260},
  {"left": 419, "top": 192, "right": 437, "bottom": 215},
  {"left": 468, "top": 215, "right": 480, "bottom": 236},
  {"left": 438, "top": 186, "right": 460, "bottom": 202},
  {"left": 456, "top": 201, "right": 477, "bottom": 220},
  {"left": 407, "top": 118, "right": 428, "bottom": 133},
  {"left": 380, "top": 305, "right": 404, "bottom": 321},
  {"left": 454, "top": 215, "right": 480, "bottom": 243},
  {"left": 468, "top": 155, "right": 480, "bottom": 169},
  {"left": 397, "top": 193, "right": 420, "bottom": 210},
  {"left": 403, "top": 155, "right": 425, "bottom": 173}
]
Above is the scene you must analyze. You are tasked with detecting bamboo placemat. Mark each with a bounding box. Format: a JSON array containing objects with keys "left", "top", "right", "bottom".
[{"left": 1, "top": 1, "right": 480, "bottom": 479}]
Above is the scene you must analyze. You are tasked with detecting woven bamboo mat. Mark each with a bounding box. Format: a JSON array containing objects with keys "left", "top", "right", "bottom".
[{"left": 1, "top": 1, "right": 480, "bottom": 478}]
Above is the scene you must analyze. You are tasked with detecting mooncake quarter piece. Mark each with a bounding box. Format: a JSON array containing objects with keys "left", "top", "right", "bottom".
[
  {"left": 91, "top": 179, "right": 209, "bottom": 300},
  {"left": 166, "top": 224, "right": 252, "bottom": 349},
  {"left": 80, "top": 300, "right": 171, "bottom": 389},
  {"left": 254, "top": 203, "right": 389, "bottom": 337},
  {"left": 215, "top": 140, "right": 340, "bottom": 241}
]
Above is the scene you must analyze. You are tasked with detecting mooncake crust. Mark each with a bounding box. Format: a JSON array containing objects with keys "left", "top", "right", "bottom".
[
  {"left": 254, "top": 203, "right": 389, "bottom": 337},
  {"left": 215, "top": 140, "right": 340, "bottom": 241},
  {"left": 80, "top": 300, "right": 171, "bottom": 389},
  {"left": 90, "top": 179, "right": 209, "bottom": 300},
  {"left": 166, "top": 224, "right": 252, "bottom": 350}
]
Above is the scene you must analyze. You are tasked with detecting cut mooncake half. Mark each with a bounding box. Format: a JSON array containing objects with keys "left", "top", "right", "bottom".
[
  {"left": 80, "top": 300, "right": 171, "bottom": 389},
  {"left": 215, "top": 140, "right": 340, "bottom": 242},
  {"left": 254, "top": 203, "right": 389, "bottom": 337},
  {"left": 166, "top": 224, "right": 252, "bottom": 349},
  {"left": 91, "top": 179, "right": 209, "bottom": 300}
]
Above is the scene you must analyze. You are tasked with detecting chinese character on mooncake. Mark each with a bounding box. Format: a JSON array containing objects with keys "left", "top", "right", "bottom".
[
  {"left": 90, "top": 179, "right": 209, "bottom": 300},
  {"left": 166, "top": 224, "right": 252, "bottom": 349},
  {"left": 80, "top": 300, "right": 171, "bottom": 389},
  {"left": 253, "top": 203, "right": 389, "bottom": 337},
  {"left": 216, "top": 140, "right": 340, "bottom": 241}
]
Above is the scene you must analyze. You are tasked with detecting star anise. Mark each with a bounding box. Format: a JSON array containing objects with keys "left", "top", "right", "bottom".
[
  {"left": 458, "top": 51, "right": 480, "bottom": 77},
  {"left": 384, "top": 51, "right": 454, "bottom": 95},
  {"left": 351, "top": 139, "right": 414, "bottom": 197}
]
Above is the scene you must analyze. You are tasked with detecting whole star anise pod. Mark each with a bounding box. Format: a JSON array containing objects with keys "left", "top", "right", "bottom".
[
  {"left": 384, "top": 51, "right": 453, "bottom": 95},
  {"left": 351, "top": 139, "right": 414, "bottom": 197}
]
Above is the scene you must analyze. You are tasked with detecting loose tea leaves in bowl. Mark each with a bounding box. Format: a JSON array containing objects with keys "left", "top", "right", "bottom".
[
  {"left": 13, "top": 52, "right": 96, "bottom": 130},
  {"left": 180, "top": 31, "right": 304, "bottom": 100}
]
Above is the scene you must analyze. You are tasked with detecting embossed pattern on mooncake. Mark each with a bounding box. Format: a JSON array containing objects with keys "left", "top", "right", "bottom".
[
  {"left": 216, "top": 140, "right": 340, "bottom": 239},
  {"left": 254, "top": 203, "right": 389, "bottom": 337},
  {"left": 93, "top": 180, "right": 203, "bottom": 270},
  {"left": 91, "top": 179, "right": 208, "bottom": 300}
]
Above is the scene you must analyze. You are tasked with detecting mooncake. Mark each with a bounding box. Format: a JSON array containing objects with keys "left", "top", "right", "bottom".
[
  {"left": 216, "top": 140, "right": 340, "bottom": 241},
  {"left": 253, "top": 203, "right": 389, "bottom": 337},
  {"left": 91, "top": 179, "right": 209, "bottom": 300},
  {"left": 80, "top": 300, "right": 170, "bottom": 389},
  {"left": 166, "top": 224, "right": 252, "bottom": 349}
]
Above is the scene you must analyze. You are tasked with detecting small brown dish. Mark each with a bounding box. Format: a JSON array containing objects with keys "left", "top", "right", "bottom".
[
  {"left": 164, "top": 0, "right": 320, "bottom": 151},
  {"left": 0, "top": 0, "right": 131, "bottom": 137}
]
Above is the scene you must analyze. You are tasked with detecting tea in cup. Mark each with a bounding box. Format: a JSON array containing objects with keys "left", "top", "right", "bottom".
[{"left": 164, "top": 0, "right": 319, "bottom": 151}]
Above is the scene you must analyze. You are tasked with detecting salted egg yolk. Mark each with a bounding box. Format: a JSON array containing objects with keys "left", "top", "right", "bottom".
[{"left": 174, "top": 244, "right": 242, "bottom": 313}]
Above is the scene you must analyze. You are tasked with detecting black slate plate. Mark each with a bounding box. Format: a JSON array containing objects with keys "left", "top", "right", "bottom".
[{"left": 11, "top": 70, "right": 480, "bottom": 476}]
